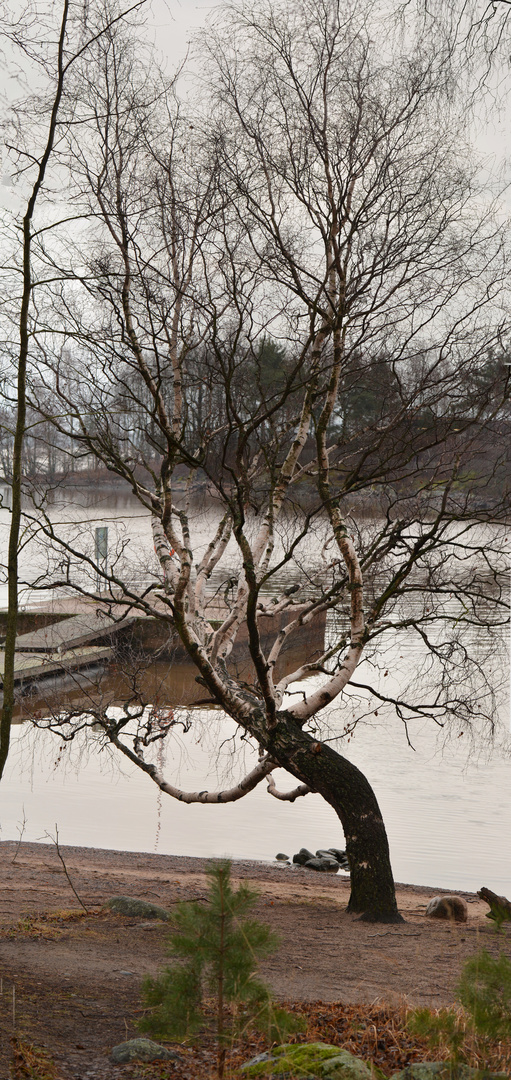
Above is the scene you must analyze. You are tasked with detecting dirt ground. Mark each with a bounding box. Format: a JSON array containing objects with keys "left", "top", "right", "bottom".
[{"left": 0, "top": 841, "right": 509, "bottom": 1079}]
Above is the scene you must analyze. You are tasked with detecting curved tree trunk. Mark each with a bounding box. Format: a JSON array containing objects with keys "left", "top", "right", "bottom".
[{"left": 264, "top": 711, "right": 404, "bottom": 923}]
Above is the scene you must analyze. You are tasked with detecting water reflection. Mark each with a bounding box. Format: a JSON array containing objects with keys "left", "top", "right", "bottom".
[
  {"left": 0, "top": 487, "right": 509, "bottom": 897},
  {"left": 1, "top": 691, "right": 510, "bottom": 897}
]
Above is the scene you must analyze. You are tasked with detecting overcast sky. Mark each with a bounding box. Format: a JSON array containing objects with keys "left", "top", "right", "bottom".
[
  {"left": 0, "top": 0, "right": 215, "bottom": 206},
  {"left": 1, "top": 0, "right": 510, "bottom": 213}
]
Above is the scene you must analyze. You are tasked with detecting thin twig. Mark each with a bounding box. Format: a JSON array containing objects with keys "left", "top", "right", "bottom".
[
  {"left": 45, "top": 825, "right": 89, "bottom": 913},
  {"left": 11, "top": 806, "right": 27, "bottom": 864}
]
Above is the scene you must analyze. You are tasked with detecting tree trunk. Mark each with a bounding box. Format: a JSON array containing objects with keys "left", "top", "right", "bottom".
[
  {"left": 265, "top": 712, "right": 404, "bottom": 923},
  {"left": 0, "top": 0, "right": 70, "bottom": 783},
  {"left": 478, "top": 887, "right": 511, "bottom": 928}
]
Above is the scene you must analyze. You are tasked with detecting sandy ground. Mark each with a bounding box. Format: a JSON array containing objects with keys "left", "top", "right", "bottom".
[{"left": 0, "top": 841, "right": 509, "bottom": 1079}]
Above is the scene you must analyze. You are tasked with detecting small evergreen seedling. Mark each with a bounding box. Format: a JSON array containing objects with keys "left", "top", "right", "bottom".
[
  {"left": 408, "top": 949, "right": 511, "bottom": 1076},
  {"left": 407, "top": 1006, "right": 467, "bottom": 1073},
  {"left": 139, "top": 861, "right": 301, "bottom": 1079},
  {"left": 458, "top": 949, "right": 511, "bottom": 1042}
]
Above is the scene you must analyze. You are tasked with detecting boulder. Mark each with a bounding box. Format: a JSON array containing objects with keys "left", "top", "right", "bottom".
[
  {"left": 241, "top": 1042, "right": 379, "bottom": 1078},
  {"left": 425, "top": 896, "right": 468, "bottom": 923},
  {"left": 326, "top": 847, "right": 347, "bottom": 861},
  {"left": 241, "top": 1051, "right": 275, "bottom": 1070},
  {"left": 106, "top": 896, "right": 170, "bottom": 920},
  {"left": 305, "top": 857, "right": 340, "bottom": 872},
  {"left": 292, "top": 848, "right": 315, "bottom": 865},
  {"left": 319, "top": 1051, "right": 384, "bottom": 1079},
  {"left": 390, "top": 1064, "right": 508, "bottom": 1079},
  {"left": 110, "top": 1039, "right": 181, "bottom": 1063},
  {"left": 275, "top": 853, "right": 290, "bottom": 861},
  {"left": 327, "top": 848, "right": 350, "bottom": 868}
]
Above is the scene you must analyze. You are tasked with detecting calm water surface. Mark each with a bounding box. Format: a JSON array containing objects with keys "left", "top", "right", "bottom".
[{"left": 0, "top": 489, "right": 509, "bottom": 895}]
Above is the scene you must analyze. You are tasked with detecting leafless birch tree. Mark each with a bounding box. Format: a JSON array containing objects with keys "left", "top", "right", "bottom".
[{"left": 17, "top": 0, "right": 511, "bottom": 921}]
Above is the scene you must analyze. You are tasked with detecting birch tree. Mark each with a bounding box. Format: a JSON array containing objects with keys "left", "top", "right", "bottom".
[{"left": 21, "top": 0, "right": 510, "bottom": 921}]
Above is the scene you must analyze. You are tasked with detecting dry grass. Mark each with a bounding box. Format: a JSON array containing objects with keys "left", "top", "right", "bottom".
[
  {"left": 124, "top": 1000, "right": 511, "bottom": 1079},
  {"left": 9, "top": 1037, "right": 60, "bottom": 1080},
  {"left": 2, "top": 908, "right": 101, "bottom": 940}
]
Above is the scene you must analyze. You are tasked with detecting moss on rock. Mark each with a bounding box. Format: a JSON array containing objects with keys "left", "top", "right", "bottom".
[
  {"left": 110, "top": 1038, "right": 180, "bottom": 1063},
  {"left": 241, "top": 1041, "right": 383, "bottom": 1078}
]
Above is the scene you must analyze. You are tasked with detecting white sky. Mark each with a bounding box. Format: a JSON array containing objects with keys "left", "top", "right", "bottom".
[
  {"left": 0, "top": 0, "right": 215, "bottom": 203},
  {"left": 145, "top": 0, "right": 216, "bottom": 63},
  {"left": 1, "top": 0, "right": 510, "bottom": 188},
  {"left": 0, "top": 1, "right": 510, "bottom": 217}
]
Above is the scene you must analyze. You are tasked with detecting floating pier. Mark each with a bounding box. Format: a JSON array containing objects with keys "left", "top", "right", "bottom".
[{"left": 0, "top": 599, "right": 326, "bottom": 719}]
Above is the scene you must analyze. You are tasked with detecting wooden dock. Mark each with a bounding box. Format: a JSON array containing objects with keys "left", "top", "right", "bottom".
[{"left": 0, "top": 599, "right": 326, "bottom": 718}]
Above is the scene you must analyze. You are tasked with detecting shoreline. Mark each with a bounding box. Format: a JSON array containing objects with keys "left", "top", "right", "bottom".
[
  {"left": 1, "top": 836, "right": 507, "bottom": 1020},
  {"left": 0, "top": 839, "right": 482, "bottom": 902}
]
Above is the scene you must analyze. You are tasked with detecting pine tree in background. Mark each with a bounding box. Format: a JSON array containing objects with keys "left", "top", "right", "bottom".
[{"left": 139, "top": 861, "right": 302, "bottom": 1079}]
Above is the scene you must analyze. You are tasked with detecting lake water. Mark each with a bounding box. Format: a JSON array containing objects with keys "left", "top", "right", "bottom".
[{"left": 0, "top": 487, "right": 510, "bottom": 896}]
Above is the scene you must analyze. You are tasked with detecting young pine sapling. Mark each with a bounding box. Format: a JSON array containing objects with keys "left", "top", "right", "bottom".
[
  {"left": 139, "top": 861, "right": 302, "bottom": 1079},
  {"left": 408, "top": 949, "right": 511, "bottom": 1076}
]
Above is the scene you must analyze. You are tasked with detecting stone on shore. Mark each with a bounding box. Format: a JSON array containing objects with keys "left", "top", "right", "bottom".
[
  {"left": 275, "top": 852, "right": 290, "bottom": 861},
  {"left": 291, "top": 846, "right": 350, "bottom": 871},
  {"left": 305, "top": 857, "right": 340, "bottom": 872},
  {"left": 326, "top": 847, "right": 348, "bottom": 863},
  {"left": 326, "top": 848, "right": 350, "bottom": 868},
  {"left": 425, "top": 896, "right": 468, "bottom": 923},
  {"left": 292, "top": 848, "right": 315, "bottom": 865},
  {"left": 106, "top": 896, "right": 170, "bottom": 920},
  {"left": 110, "top": 1039, "right": 181, "bottom": 1063}
]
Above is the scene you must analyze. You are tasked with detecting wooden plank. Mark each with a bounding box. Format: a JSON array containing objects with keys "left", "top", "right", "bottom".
[
  {"left": 15, "top": 612, "right": 137, "bottom": 653},
  {"left": 0, "top": 646, "right": 113, "bottom": 686}
]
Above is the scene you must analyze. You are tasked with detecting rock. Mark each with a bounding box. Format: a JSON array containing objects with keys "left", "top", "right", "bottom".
[
  {"left": 305, "top": 857, "right": 340, "bottom": 872},
  {"left": 390, "top": 1064, "right": 508, "bottom": 1079},
  {"left": 389, "top": 1065, "right": 455, "bottom": 1080},
  {"left": 315, "top": 850, "right": 349, "bottom": 871},
  {"left": 318, "top": 1049, "right": 384, "bottom": 1079},
  {"left": 275, "top": 853, "right": 290, "bottom": 861},
  {"left": 240, "top": 1051, "right": 275, "bottom": 1070},
  {"left": 327, "top": 848, "right": 350, "bottom": 867},
  {"left": 292, "top": 848, "right": 315, "bottom": 865},
  {"left": 425, "top": 896, "right": 468, "bottom": 923},
  {"left": 241, "top": 1042, "right": 381, "bottom": 1078},
  {"left": 110, "top": 1038, "right": 181, "bottom": 1063},
  {"left": 105, "top": 896, "right": 170, "bottom": 920}
]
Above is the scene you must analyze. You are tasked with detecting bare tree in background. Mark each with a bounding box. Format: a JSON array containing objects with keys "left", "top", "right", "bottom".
[
  {"left": 0, "top": 0, "right": 149, "bottom": 781},
  {"left": 403, "top": 0, "right": 511, "bottom": 91},
  {"left": 17, "top": 0, "right": 511, "bottom": 921}
]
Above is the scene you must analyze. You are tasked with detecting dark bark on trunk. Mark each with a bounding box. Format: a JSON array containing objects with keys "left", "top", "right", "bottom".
[{"left": 264, "top": 711, "right": 404, "bottom": 923}]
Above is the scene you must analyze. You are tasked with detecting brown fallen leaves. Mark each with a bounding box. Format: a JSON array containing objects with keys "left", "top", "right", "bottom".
[
  {"left": 7, "top": 999, "right": 511, "bottom": 1079},
  {"left": 120, "top": 1000, "right": 440, "bottom": 1079},
  {"left": 125, "top": 999, "right": 511, "bottom": 1080},
  {"left": 10, "top": 1036, "right": 59, "bottom": 1080}
]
